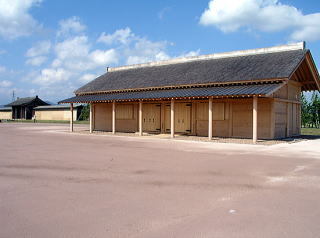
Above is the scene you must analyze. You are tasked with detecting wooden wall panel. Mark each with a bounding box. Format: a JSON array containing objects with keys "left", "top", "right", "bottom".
[
  {"left": 231, "top": 100, "right": 271, "bottom": 139},
  {"left": 94, "top": 103, "right": 112, "bottom": 131},
  {"left": 232, "top": 102, "right": 252, "bottom": 138},
  {"left": 196, "top": 102, "right": 208, "bottom": 136},
  {"left": 175, "top": 103, "right": 192, "bottom": 133},
  {"left": 274, "top": 102, "right": 287, "bottom": 138},
  {"left": 288, "top": 82, "right": 301, "bottom": 101},
  {"left": 35, "top": 110, "right": 77, "bottom": 121},
  {"left": 0, "top": 111, "right": 12, "bottom": 119},
  {"left": 273, "top": 84, "right": 288, "bottom": 99},
  {"left": 213, "top": 103, "right": 225, "bottom": 120},
  {"left": 142, "top": 104, "right": 161, "bottom": 132},
  {"left": 116, "top": 103, "right": 138, "bottom": 132},
  {"left": 164, "top": 104, "right": 171, "bottom": 133},
  {"left": 116, "top": 105, "right": 134, "bottom": 119}
]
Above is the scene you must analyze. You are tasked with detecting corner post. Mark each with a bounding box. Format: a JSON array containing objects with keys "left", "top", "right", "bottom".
[
  {"left": 89, "top": 103, "right": 93, "bottom": 133},
  {"left": 171, "top": 99, "right": 175, "bottom": 138},
  {"left": 112, "top": 101, "right": 116, "bottom": 134},
  {"left": 253, "top": 96, "right": 258, "bottom": 143},
  {"left": 208, "top": 97, "right": 213, "bottom": 140},
  {"left": 139, "top": 101, "right": 143, "bottom": 136},
  {"left": 70, "top": 103, "right": 74, "bottom": 132}
]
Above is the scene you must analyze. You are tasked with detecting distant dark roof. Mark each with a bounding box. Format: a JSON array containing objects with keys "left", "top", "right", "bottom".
[
  {"left": 34, "top": 104, "right": 82, "bottom": 110},
  {"left": 75, "top": 49, "right": 307, "bottom": 94},
  {"left": 0, "top": 107, "right": 12, "bottom": 111},
  {"left": 5, "top": 96, "right": 49, "bottom": 107},
  {"left": 60, "top": 83, "right": 282, "bottom": 103}
]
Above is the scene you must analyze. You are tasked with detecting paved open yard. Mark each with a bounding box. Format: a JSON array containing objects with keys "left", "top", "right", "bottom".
[{"left": 0, "top": 123, "right": 320, "bottom": 238}]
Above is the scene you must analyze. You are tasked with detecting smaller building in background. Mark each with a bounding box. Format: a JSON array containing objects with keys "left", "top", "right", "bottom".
[
  {"left": 5, "top": 96, "right": 49, "bottom": 120},
  {"left": 34, "top": 104, "right": 83, "bottom": 121},
  {"left": 0, "top": 107, "right": 12, "bottom": 120}
]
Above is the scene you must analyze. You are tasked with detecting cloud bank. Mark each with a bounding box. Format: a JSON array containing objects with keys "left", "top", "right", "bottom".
[{"left": 200, "top": 0, "right": 320, "bottom": 41}]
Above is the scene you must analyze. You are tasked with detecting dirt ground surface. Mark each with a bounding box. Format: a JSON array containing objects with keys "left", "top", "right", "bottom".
[{"left": 0, "top": 123, "right": 320, "bottom": 238}]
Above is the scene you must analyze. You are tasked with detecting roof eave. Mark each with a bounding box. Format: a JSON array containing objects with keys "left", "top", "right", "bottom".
[{"left": 74, "top": 78, "right": 288, "bottom": 96}]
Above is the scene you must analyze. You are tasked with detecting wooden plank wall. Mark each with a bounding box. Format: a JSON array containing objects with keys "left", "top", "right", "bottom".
[
  {"left": 0, "top": 111, "right": 12, "bottom": 119},
  {"left": 273, "top": 81, "right": 301, "bottom": 138},
  {"left": 94, "top": 103, "right": 112, "bottom": 131},
  {"left": 35, "top": 109, "right": 78, "bottom": 121},
  {"left": 93, "top": 98, "right": 274, "bottom": 139}
]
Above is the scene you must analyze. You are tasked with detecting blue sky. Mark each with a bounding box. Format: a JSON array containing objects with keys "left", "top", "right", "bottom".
[{"left": 0, "top": 0, "right": 319, "bottom": 104}]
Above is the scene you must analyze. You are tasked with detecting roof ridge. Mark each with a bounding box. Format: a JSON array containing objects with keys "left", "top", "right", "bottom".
[{"left": 108, "top": 42, "right": 306, "bottom": 72}]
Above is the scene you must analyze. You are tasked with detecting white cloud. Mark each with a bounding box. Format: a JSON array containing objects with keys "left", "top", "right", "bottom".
[
  {"left": 199, "top": 0, "right": 320, "bottom": 41},
  {"left": 0, "top": 0, "right": 42, "bottom": 39},
  {"left": 158, "top": 7, "right": 171, "bottom": 20},
  {"left": 25, "top": 21, "right": 199, "bottom": 102},
  {"left": 26, "top": 41, "right": 51, "bottom": 57},
  {"left": 0, "top": 80, "right": 12, "bottom": 87},
  {"left": 179, "top": 50, "right": 201, "bottom": 58},
  {"left": 98, "top": 27, "right": 133, "bottom": 45},
  {"left": 126, "top": 38, "right": 170, "bottom": 65},
  {"left": 98, "top": 28, "right": 171, "bottom": 65},
  {"left": 25, "top": 41, "right": 51, "bottom": 66},
  {"left": 52, "top": 35, "right": 118, "bottom": 71},
  {"left": 26, "top": 56, "right": 47, "bottom": 66},
  {"left": 79, "top": 73, "right": 97, "bottom": 83},
  {"left": 0, "top": 65, "right": 6, "bottom": 73},
  {"left": 57, "top": 16, "right": 86, "bottom": 37},
  {"left": 33, "top": 68, "right": 72, "bottom": 85}
]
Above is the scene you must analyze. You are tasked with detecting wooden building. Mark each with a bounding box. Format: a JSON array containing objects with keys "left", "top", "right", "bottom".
[
  {"left": 34, "top": 105, "right": 83, "bottom": 121},
  {"left": 5, "top": 96, "right": 48, "bottom": 120},
  {"left": 0, "top": 107, "right": 12, "bottom": 120},
  {"left": 60, "top": 42, "right": 320, "bottom": 142}
]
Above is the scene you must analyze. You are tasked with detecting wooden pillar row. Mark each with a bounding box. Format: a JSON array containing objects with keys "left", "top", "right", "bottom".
[
  {"left": 252, "top": 96, "right": 258, "bottom": 144},
  {"left": 139, "top": 101, "right": 143, "bottom": 136},
  {"left": 170, "top": 99, "right": 175, "bottom": 138},
  {"left": 112, "top": 101, "right": 116, "bottom": 134},
  {"left": 208, "top": 97, "right": 213, "bottom": 140}
]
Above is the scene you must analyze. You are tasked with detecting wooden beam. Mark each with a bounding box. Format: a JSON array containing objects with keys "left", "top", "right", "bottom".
[
  {"left": 274, "top": 98, "right": 301, "bottom": 104},
  {"left": 252, "top": 96, "right": 258, "bottom": 144},
  {"left": 70, "top": 103, "right": 74, "bottom": 132},
  {"left": 89, "top": 103, "right": 93, "bottom": 133},
  {"left": 112, "top": 101, "right": 116, "bottom": 134},
  {"left": 171, "top": 99, "right": 175, "bottom": 138},
  {"left": 208, "top": 97, "right": 213, "bottom": 140},
  {"left": 306, "top": 54, "right": 320, "bottom": 90},
  {"left": 139, "top": 101, "right": 143, "bottom": 136}
]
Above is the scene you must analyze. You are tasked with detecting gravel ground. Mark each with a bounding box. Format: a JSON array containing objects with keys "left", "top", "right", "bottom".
[
  {"left": 80, "top": 129, "right": 310, "bottom": 145},
  {"left": 0, "top": 123, "right": 320, "bottom": 238}
]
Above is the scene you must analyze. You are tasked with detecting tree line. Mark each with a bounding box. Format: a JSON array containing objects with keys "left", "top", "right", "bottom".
[{"left": 301, "top": 92, "right": 320, "bottom": 128}]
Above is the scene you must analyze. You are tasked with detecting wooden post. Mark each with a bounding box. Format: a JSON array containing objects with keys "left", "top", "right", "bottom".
[
  {"left": 89, "top": 103, "right": 93, "bottom": 133},
  {"left": 171, "top": 99, "right": 175, "bottom": 138},
  {"left": 208, "top": 97, "right": 213, "bottom": 140},
  {"left": 270, "top": 99, "right": 275, "bottom": 139},
  {"left": 112, "top": 101, "right": 116, "bottom": 134},
  {"left": 253, "top": 96, "right": 258, "bottom": 143},
  {"left": 139, "top": 101, "right": 143, "bottom": 136},
  {"left": 70, "top": 103, "right": 74, "bottom": 132},
  {"left": 286, "top": 103, "right": 290, "bottom": 137}
]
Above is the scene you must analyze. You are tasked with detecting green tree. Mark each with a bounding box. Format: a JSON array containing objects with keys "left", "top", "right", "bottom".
[
  {"left": 310, "top": 92, "right": 320, "bottom": 128},
  {"left": 301, "top": 93, "right": 310, "bottom": 128},
  {"left": 79, "top": 104, "right": 90, "bottom": 121}
]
